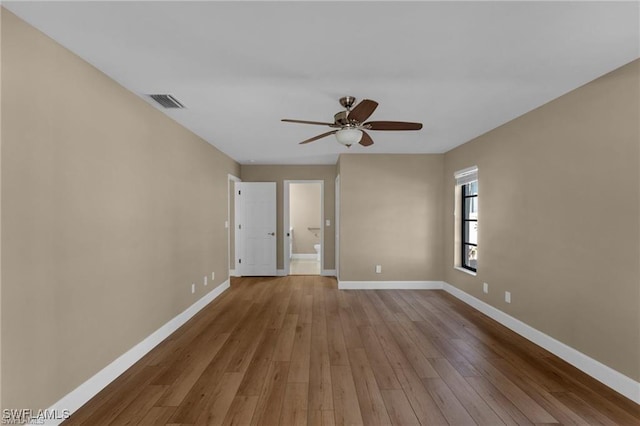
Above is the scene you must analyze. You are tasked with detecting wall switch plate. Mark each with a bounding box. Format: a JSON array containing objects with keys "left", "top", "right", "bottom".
[
  {"left": 204, "top": 276, "right": 208, "bottom": 286},
  {"left": 505, "top": 291, "right": 511, "bottom": 303},
  {"left": 212, "top": 272, "right": 215, "bottom": 280},
  {"left": 375, "top": 265, "right": 382, "bottom": 273},
  {"left": 483, "top": 283, "right": 488, "bottom": 294},
  {"left": 326, "top": 219, "right": 331, "bottom": 227},
  {"left": 191, "top": 283, "right": 195, "bottom": 294}
]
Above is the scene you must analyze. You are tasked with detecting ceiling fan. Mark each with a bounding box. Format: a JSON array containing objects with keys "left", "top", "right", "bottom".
[{"left": 282, "top": 96, "right": 423, "bottom": 147}]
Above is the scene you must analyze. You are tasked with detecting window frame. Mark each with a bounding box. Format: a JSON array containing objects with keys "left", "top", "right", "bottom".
[{"left": 461, "top": 182, "right": 478, "bottom": 272}]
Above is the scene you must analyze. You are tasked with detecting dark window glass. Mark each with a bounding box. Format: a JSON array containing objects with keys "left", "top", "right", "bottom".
[{"left": 462, "top": 182, "right": 478, "bottom": 271}]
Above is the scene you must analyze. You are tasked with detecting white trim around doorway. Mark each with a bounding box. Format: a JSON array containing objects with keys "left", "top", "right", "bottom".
[
  {"left": 228, "top": 174, "right": 241, "bottom": 278},
  {"left": 283, "top": 180, "right": 324, "bottom": 276}
]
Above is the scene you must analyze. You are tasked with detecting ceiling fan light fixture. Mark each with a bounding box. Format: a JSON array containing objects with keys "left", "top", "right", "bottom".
[{"left": 335, "top": 128, "right": 362, "bottom": 146}]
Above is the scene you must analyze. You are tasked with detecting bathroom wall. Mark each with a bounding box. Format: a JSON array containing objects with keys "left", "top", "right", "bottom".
[{"left": 290, "top": 183, "right": 322, "bottom": 255}]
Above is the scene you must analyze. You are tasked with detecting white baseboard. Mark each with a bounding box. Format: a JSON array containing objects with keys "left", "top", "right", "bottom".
[
  {"left": 338, "top": 280, "right": 445, "bottom": 290},
  {"left": 229, "top": 269, "right": 239, "bottom": 277},
  {"left": 39, "top": 279, "right": 231, "bottom": 425},
  {"left": 321, "top": 269, "right": 336, "bottom": 276},
  {"left": 291, "top": 253, "right": 318, "bottom": 260},
  {"left": 442, "top": 282, "right": 640, "bottom": 404},
  {"left": 276, "top": 269, "right": 286, "bottom": 276}
]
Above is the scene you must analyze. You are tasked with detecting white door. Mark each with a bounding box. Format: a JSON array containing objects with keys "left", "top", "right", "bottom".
[{"left": 236, "top": 182, "right": 277, "bottom": 276}]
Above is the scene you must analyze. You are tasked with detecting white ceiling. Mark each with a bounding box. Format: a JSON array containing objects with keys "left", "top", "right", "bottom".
[{"left": 5, "top": 1, "right": 639, "bottom": 165}]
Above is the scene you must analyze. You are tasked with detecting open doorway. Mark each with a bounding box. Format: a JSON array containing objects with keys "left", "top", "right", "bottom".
[{"left": 284, "top": 181, "right": 323, "bottom": 276}]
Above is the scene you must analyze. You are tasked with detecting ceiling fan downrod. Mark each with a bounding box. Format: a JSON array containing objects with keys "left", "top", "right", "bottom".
[{"left": 339, "top": 96, "right": 357, "bottom": 111}]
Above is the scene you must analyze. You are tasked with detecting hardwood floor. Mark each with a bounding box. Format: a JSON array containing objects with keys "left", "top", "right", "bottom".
[{"left": 64, "top": 276, "right": 640, "bottom": 425}]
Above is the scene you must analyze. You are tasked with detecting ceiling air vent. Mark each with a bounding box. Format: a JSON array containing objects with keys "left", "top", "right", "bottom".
[{"left": 148, "top": 94, "right": 185, "bottom": 109}]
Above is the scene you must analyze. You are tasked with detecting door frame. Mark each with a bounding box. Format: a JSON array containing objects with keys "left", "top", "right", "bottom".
[
  {"left": 335, "top": 174, "right": 340, "bottom": 281},
  {"left": 283, "top": 180, "right": 324, "bottom": 276},
  {"left": 228, "top": 174, "right": 241, "bottom": 277}
]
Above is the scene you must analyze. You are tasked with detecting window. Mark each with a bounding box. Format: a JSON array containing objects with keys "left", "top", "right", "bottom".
[
  {"left": 461, "top": 180, "right": 478, "bottom": 271},
  {"left": 454, "top": 166, "right": 478, "bottom": 273}
]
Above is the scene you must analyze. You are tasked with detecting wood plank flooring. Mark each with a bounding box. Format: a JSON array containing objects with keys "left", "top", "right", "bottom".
[{"left": 63, "top": 276, "right": 640, "bottom": 425}]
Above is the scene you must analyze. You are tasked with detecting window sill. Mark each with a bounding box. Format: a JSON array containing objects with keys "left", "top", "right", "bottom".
[{"left": 454, "top": 266, "right": 477, "bottom": 276}]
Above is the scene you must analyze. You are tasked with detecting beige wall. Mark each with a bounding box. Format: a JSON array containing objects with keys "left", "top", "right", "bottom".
[
  {"left": 1, "top": 9, "right": 239, "bottom": 410},
  {"left": 338, "top": 154, "right": 444, "bottom": 282},
  {"left": 240, "top": 165, "right": 336, "bottom": 270},
  {"left": 444, "top": 60, "right": 640, "bottom": 381},
  {"left": 290, "top": 183, "right": 321, "bottom": 254}
]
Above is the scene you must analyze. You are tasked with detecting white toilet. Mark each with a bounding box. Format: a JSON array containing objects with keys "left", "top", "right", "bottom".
[{"left": 313, "top": 244, "right": 321, "bottom": 262}]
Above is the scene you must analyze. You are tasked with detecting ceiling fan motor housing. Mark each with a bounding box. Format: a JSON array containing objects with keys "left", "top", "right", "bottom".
[{"left": 334, "top": 111, "right": 349, "bottom": 126}]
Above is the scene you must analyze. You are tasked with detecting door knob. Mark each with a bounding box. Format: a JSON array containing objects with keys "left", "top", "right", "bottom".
[{"left": 268, "top": 232, "right": 275, "bottom": 236}]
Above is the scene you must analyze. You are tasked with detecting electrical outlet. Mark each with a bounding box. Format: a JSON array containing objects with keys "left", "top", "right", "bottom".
[
  {"left": 225, "top": 221, "right": 229, "bottom": 229},
  {"left": 375, "top": 265, "right": 382, "bottom": 274},
  {"left": 483, "top": 282, "right": 488, "bottom": 294},
  {"left": 505, "top": 291, "right": 511, "bottom": 303},
  {"left": 204, "top": 276, "right": 208, "bottom": 286},
  {"left": 212, "top": 272, "right": 215, "bottom": 280},
  {"left": 191, "top": 283, "right": 195, "bottom": 294},
  {"left": 326, "top": 219, "right": 331, "bottom": 227}
]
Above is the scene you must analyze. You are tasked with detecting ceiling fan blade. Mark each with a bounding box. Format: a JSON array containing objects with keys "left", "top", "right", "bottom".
[
  {"left": 348, "top": 99, "right": 379, "bottom": 123},
  {"left": 364, "top": 121, "right": 423, "bottom": 131},
  {"left": 359, "top": 131, "right": 374, "bottom": 147},
  {"left": 299, "top": 130, "right": 337, "bottom": 144},
  {"left": 282, "top": 119, "right": 335, "bottom": 126}
]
